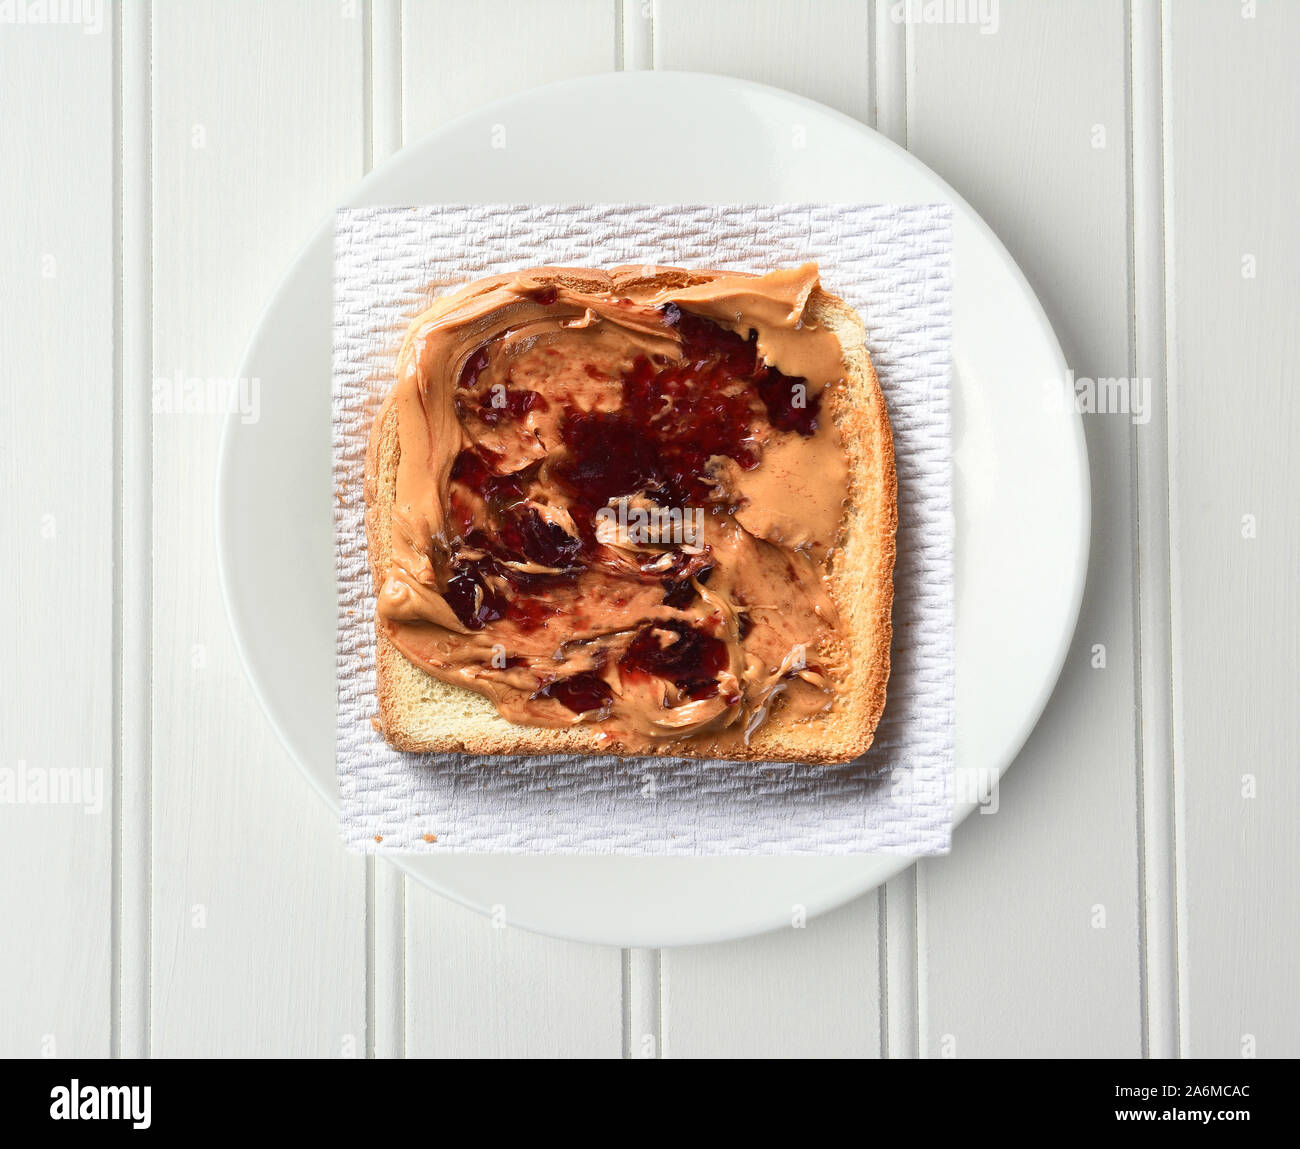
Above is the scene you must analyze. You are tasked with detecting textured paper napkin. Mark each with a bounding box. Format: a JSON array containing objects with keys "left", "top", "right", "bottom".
[{"left": 334, "top": 204, "right": 953, "bottom": 855}]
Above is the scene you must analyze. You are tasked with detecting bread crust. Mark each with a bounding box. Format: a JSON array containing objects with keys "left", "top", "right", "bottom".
[{"left": 364, "top": 266, "right": 896, "bottom": 763}]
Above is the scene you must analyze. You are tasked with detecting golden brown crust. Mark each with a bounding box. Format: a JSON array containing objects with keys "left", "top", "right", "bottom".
[{"left": 364, "top": 266, "right": 896, "bottom": 763}]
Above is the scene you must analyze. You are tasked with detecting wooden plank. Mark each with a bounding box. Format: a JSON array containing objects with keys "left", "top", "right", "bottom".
[
  {"left": 661, "top": 899, "right": 881, "bottom": 1059},
  {"left": 910, "top": 0, "right": 1143, "bottom": 1057},
  {"left": 0, "top": 11, "right": 115, "bottom": 1059},
  {"left": 1165, "top": 0, "right": 1300, "bottom": 1059},
  {"left": 404, "top": 896, "right": 624, "bottom": 1058},
  {"left": 148, "top": 0, "right": 367, "bottom": 1056},
  {"left": 397, "top": 0, "right": 625, "bottom": 1058},
  {"left": 654, "top": 0, "right": 873, "bottom": 123},
  {"left": 400, "top": 0, "right": 617, "bottom": 140}
]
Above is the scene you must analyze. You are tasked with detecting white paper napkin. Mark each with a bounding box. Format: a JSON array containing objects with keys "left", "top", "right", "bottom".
[{"left": 334, "top": 204, "right": 953, "bottom": 855}]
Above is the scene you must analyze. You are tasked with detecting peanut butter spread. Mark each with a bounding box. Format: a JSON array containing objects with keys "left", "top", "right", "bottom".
[{"left": 378, "top": 263, "right": 852, "bottom": 753}]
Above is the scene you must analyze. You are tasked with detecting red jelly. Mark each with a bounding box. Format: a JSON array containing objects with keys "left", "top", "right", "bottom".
[
  {"left": 537, "top": 673, "right": 611, "bottom": 713},
  {"left": 620, "top": 621, "right": 727, "bottom": 698},
  {"left": 756, "top": 366, "right": 820, "bottom": 435},
  {"left": 505, "top": 595, "right": 562, "bottom": 631},
  {"left": 496, "top": 505, "right": 582, "bottom": 570},
  {"left": 474, "top": 387, "right": 547, "bottom": 427},
  {"left": 554, "top": 309, "right": 818, "bottom": 513},
  {"left": 662, "top": 561, "right": 714, "bottom": 608},
  {"left": 443, "top": 567, "right": 507, "bottom": 631},
  {"left": 449, "top": 448, "right": 527, "bottom": 508},
  {"left": 554, "top": 411, "right": 662, "bottom": 507},
  {"left": 458, "top": 347, "right": 490, "bottom": 389}
]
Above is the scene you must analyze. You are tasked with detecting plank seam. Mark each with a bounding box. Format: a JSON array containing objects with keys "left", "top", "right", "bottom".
[
  {"left": 397, "top": 871, "right": 407, "bottom": 1059},
  {"left": 1158, "top": 0, "right": 1190, "bottom": 1061},
  {"left": 655, "top": 947, "right": 664, "bottom": 1059},
  {"left": 362, "top": 0, "right": 374, "bottom": 174},
  {"left": 615, "top": 0, "right": 623, "bottom": 71},
  {"left": 369, "top": 0, "right": 406, "bottom": 1060},
  {"left": 877, "top": 886, "right": 890, "bottom": 1058},
  {"left": 868, "top": 0, "right": 877, "bottom": 130},
  {"left": 117, "top": 0, "right": 154, "bottom": 1060},
  {"left": 621, "top": 948, "right": 630, "bottom": 1058},
  {"left": 621, "top": 0, "right": 653, "bottom": 71},
  {"left": 902, "top": 3, "right": 910, "bottom": 147},
  {"left": 873, "top": 0, "right": 907, "bottom": 146},
  {"left": 110, "top": 0, "right": 123, "bottom": 1062},
  {"left": 397, "top": 0, "right": 406, "bottom": 140},
  {"left": 1127, "top": 0, "right": 1182, "bottom": 1061},
  {"left": 915, "top": 862, "right": 929, "bottom": 1058},
  {"left": 624, "top": 949, "right": 662, "bottom": 1058},
  {"left": 365, "top": 858, "right": 376, "bottom": 1058}
]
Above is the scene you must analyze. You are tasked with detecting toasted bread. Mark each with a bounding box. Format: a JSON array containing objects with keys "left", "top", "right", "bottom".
[{"left": 365, "top": 266, "right": 895, "bottom": 763}]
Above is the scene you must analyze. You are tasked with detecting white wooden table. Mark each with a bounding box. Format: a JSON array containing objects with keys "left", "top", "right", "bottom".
[{"left": 3, "top": 0, "right": 1296, "bottom": 1059}]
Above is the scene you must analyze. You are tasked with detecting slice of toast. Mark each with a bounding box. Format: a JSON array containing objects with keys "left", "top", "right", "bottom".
[{"left": 364, "top": 265, "right": 896, "bottom": 763}]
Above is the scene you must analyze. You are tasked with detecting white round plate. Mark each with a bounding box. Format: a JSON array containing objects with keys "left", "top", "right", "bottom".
[{"left": 217, "top": 72, "right": 1088, "bottom": 949}]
